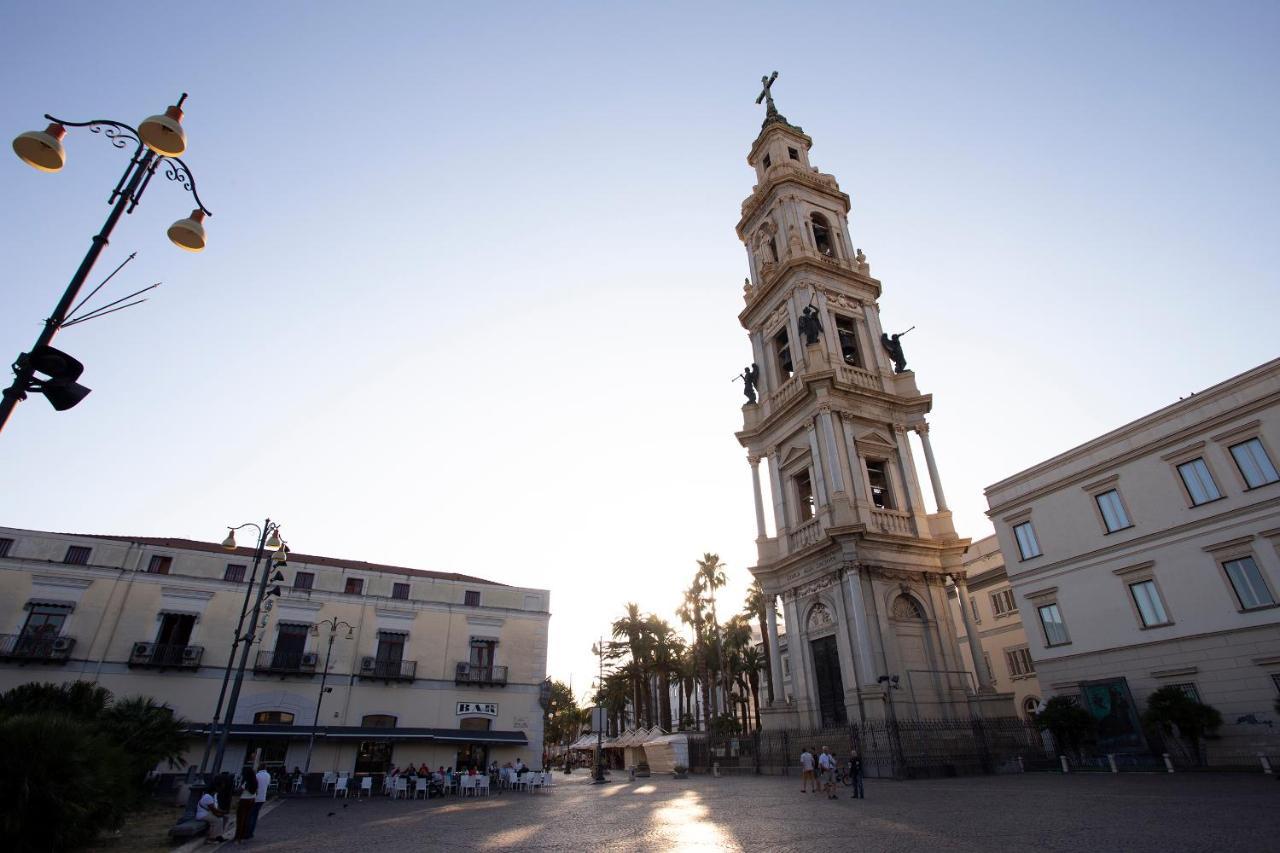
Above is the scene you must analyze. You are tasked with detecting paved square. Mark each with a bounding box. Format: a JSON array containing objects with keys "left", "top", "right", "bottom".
[{"left": 239, "top": 771, "right": 1279, "bottom": 851}]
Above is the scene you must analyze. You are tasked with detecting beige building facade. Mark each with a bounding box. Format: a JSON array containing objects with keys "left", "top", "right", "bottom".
[
  {"left": 0, "top": 526, "right": 550, "bottom": 777},
  {"left": 985, "top": 358, "right": 1280, "bottom": 763},
  {"left": 735, "top": 87, "right": 1014, "bottom": 728},
  {"left": 947, "top": 535, "right": 1043, "bottom": 719}
]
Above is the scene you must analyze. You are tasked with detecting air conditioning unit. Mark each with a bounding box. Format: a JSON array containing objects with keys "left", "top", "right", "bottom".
[
  {"left": 301, "top": 652, "right": 318, "bottom": 667},
  {"left": 52, "top": 637, "right": 72, "bottom": 652},
  {"left": 360, "top": 656, "right": 376, "bottom": 672},
  {"left": 182, "top": 646, "right": 200, "bottom": 661},
  {"left": 132, "top": 643, "right": 150, "bottom": 657}
]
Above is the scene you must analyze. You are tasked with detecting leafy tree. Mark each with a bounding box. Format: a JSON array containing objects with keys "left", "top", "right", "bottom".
[
  {"left": 696, "top": 554, "right": 729, "bottom": 719},
  {"left": 744, "top": 579, "right": 775, "bottom": 705},
  {"left": 1142, "top": 686, "right": 1222, "bottom": 762},
  {"left": 1034, "top": 696, "right": 1096, "bottom": 755},
  {"left": 542, "top": 680, "right": 581, "bottom": 748}
]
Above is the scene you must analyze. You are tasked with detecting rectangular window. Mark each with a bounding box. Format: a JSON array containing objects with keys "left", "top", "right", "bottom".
[
  {"left": 392, "top": 582, "right": 410, "bottom": 600},
  {"left": 469, "top": 638, "right": 496, "bottom": 667},
  {"left": 292, "top": 571, "right": 314, "bottom": 590},
  {"left": 762, "top": 153, "right": 772, "bottom": 169},
  {"left": 1223, "top": 556, "right": 1276, "bottom": 610},
  {"left": 223, "top": 564, "right": 247, "bottom": 583},
  {"left": 464, "top": 590, "right": 481, "bottom": 607},
  {"left": 866, "top": 460, "right": 894, "bottom": 510},
  {"left": 1172, "top": 682, "right": 1200, "bottom": 702},
  {"left": 147, "top": 555, "right": 172, "bottom": 575},
  {"left": 345, "top": 577, "right": 364, "bottom": 595},
  {"left": 1037, "top": 603, "right": 1070, "bottom": 646},
  {"left": 1129, "top": 579, "right": 1170, "bottom": 627},
  {"left": 1095, "top": 490, "right": 1132, "bottom": 532},
  {"left": 1231, "top": 438, "right": 1280, "bottom": 488},
  {"left": 773, "top": 328, "right": 793, "bottom": 380},
  {"left": 376, "top": 632, "right": 405, "bottom": 665},
  {"left": 969, "top": 596, "right": 981, "bottom": 624},
  {"left": 794, "top": 471, "right": 815, "bottom": 521},
  {"left": 834, "top": 315, "right": 862, "bottom": 367},
  {"left": 991, "top": 589, "right": 1018, "bottom": 617},
  {"left": 1013, "top": 522, "right": 1041, "bottom": 560},
  {"left": 1005, "top": 647, "right": 1036, "bottom": 677},
  {"left": 63, "top": 546, "right": 91, "bottom": 565},
  {"left": 788, "top": 147, "right": 799, "bottom": 160},
  {"left": 0, "top": 537, "right": 13, "bottom": 558},
  {"left": 274, "top": 623, "right": 308, "bottom": 660},
  {"left": 21, "top": 603, "right": 68, "bottom": 638},
  {"left": 1177, "top": 458, "right": 1221, "bottom": 505}
]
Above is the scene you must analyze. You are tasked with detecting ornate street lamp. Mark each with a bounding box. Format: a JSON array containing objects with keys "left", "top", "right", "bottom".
[
  {"left": 3, "top": 94, "right": 213, "bottom": 434},
  {"left": 303, "top": 617, "right": 356, "bottom": 778}
]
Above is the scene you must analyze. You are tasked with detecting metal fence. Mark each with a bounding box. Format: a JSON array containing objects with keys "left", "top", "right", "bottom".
[{"left": 689, "top": 717, "right": 1060, "bottom": 779}]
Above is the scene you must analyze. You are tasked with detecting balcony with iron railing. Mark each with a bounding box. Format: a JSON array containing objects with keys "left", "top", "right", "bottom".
[
  {"left": 254, "top": 649, "right": 317, "bottom": 677},
  {"left": 358, "top": 657, "right": 416, "bottom": 682},
  {"left": 128, "top": 642, "right": 203, "bottom": 670},
  {"left": 455, "top": 662, "right": 508, "bottom": 686},
  {"left": 0, "top": 633, "right": 75, "bottom": 663}
]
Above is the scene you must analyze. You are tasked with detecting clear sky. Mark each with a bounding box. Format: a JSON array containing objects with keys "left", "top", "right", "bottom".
[{"left": 2, "top": 2, "right": 1277, "bottom": 704}]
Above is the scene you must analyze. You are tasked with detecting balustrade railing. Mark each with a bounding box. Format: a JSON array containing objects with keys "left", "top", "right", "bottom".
[
  {"left": 455, "top": 662, "right": 508, "bottom": 685},
  {"left": 871, "top": 508, "right": 915, "bottom": 536},
  {"left": 835, "top": 363, "right": 880, "bottom": 391},
  {"left": 359, "top": 657, "right": 417, "bottom": 681},
  {"left": 788, "top": 516, "right": 824, "bottom": 549},
  {"left": 128, "top": 641, "right": 203, "bottom": 669},
  {"left": 0, "top": 633, "right": 75, "bottom": 662},
  {"left": 254, "top": 649, "right": 317, "bottom": 676}
]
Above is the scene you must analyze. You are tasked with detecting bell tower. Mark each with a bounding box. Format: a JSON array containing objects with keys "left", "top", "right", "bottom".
[{"left": 735, "top": 74, "right": 1011, "bottom": 727}]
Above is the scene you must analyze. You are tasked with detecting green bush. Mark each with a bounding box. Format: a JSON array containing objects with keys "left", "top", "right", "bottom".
[
  {"left": 1033, "top": 696, "right": 1096, "bottom": 754},
  {"left": 0, "top": 681, "right": 189, "bottom": 849},
  {"left": 0, "top": 714, "right": 132, "bottom": 852},
  {"left": 1142, "top": 686, "right": 1222, "bottom": 760}
]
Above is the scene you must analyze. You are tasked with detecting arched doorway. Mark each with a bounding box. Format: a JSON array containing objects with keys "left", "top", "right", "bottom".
[{"left": 806, "top": 603, "right": 846, "bottom": 726}]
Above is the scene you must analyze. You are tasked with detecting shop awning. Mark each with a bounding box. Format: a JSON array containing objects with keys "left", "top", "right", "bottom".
[{"left": 184, "top": 723, "right": 528, "bottom": 746}]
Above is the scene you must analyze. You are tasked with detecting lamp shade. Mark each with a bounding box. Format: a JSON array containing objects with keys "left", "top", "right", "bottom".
[
  {"left": 13, "top": 123, "right": 67, "bottom": 172},
  {"left": 220, "top": 531, "right": 237, "bottom": 550},
  {"left": 265, "top": 531, "right": 282, "bottom": 550},
  {"left": 138, "top": 104, "right": 186, "bottom": 156},
  {"left": 167, "top": 209, "right": 206, "bottom": 252}
]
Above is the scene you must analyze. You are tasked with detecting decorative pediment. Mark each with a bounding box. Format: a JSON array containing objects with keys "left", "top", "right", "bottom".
[
  {"left": 854, "top": 430, "right": 896, "bottom": 454},
  {"left": 779, "top": 444, "right": 812, "bottom": 469}
]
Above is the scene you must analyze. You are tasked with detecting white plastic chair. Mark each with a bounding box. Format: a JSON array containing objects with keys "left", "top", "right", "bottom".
[
  {"left": 459, "top": 775, "right": 476, "bottom": 797},
  {"left": 527, "top": 772, "right": 543, "bottom": 793},
  {"left": 414, "top": 778, "right": 428, "bottom": 800},
  {"left": 542, "top": 771, "right": 554, "bottom": 788},
  {"left": 394, "top": 778, "right": 408, "bottom": 800},
  {"left": 476, "top": 775, "right": 489, "bottom": 796},
  {"left": 291, "top": 776, "right": 304, "bottom": 793},
  {"left": 322, "top": 771, "right": 336, "bottom": 793},
  {"left": 359, "top": 776, "right": 373, "bottom": 798},
  {"left": 333, "top": 777, "right": 349, "bottom": 798}
]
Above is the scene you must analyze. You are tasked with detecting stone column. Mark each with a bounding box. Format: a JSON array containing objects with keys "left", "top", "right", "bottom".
[
  {"left": 805, "top": 420, "right": 829, "bottom": 507},
  {"left": 842, "top": 568, "right": 877, "bottom": 686},
  {"left": 914, "top": 422, "right": 949, "bottom": 512},
  {"left": 767, "top": 449, "right": 787, "bottom": 539},
  {"left": 950, "top": 574, "right": 993, "bottom": 692},
  {"left": 749, "top": 455, "right": 768, "bottom": 539},
  {"left": 782, "top": 594, "right": 811, "bottom": 715},
  {"left": 818, "top": 409, "right": 845, "bottom": 494},
  {"left": 765, "top": 598, "right": 784, "bottom": 703}
]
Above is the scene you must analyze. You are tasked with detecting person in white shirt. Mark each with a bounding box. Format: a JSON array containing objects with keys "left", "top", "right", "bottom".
[
  {"left": 243, "top": 766, "right": 272, "bottom": 839},
  {"left": 799, "top": 747, "right": 816, "bottom": 793},
  {"left": 195, "top": 788, "right": 226, "bottom": 843},
  {"left": 819, "top": 746, "right": 838, "bottom": 799}
]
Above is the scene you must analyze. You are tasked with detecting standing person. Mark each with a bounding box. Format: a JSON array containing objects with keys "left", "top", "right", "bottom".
[
  {"left": 799, "top": 746, "right": 816, "bottom": 793},
  {"left": 243, "top": 764, "right": 271, "bottom": 839},
  {"left": 819, "top": 746, "right": 837, "bottom": 799},
  {"left": 849, "top": 745, "right": 864, "bottom": 800},
  {"left": 233, "top": 770, "right": 258, "bottom": 842}
]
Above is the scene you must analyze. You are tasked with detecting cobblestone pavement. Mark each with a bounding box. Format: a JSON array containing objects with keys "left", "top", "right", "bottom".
[{"left": 237, "top": 771, "right": 1279, "bottom": 852}]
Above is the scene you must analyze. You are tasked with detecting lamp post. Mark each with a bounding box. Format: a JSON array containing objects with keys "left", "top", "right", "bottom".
[
  {"left": 176, "top": 519, "right": 286, "bottom": 829},
  {"left": 303, "top": 617, "right": 355, "bottom": 778},
  {"left": 4, "top": 95, "right": 212, "bottom": 433},
  {"left": 210, "top": 525, "right": 290, "bottom": 776},
  {"left": 592, "top": 637, "right": 607, "bottom": 783}
]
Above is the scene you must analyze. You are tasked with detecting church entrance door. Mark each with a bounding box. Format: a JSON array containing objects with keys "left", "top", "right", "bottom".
[{"left": 809, "top": 635, "right": 847, "bottom": 726}]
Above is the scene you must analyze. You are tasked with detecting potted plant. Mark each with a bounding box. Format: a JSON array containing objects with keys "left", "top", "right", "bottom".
[{"left": 672, "top": 764, "right": 688, "bottom": 779}]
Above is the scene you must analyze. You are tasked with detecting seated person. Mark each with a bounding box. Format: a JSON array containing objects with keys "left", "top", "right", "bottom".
[
  {"left": 418, "top": 762, "right": 429, "bottom": 777},
  {"left": 196, "top": 786, "right": 227, "bottom": 843}
]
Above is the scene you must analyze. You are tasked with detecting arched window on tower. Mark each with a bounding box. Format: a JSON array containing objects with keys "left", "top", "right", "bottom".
[{"left": 811, "top": 213, "right": 835, "bottom": 257}]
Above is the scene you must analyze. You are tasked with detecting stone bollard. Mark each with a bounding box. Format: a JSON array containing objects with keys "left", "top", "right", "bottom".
[
  {"left": 1107, "top": 754, "right": 1118, "bottom": 774},
  {"left": 629, "top": 766, "right": 636, "bottom": 782},
  {"left": 713, "top": 762, "right": 721, "bottom": 778},
  {"left": 1059, "top": 755, "right": 1069, "bottom": 774},
  {"left": 1258, "top": 753, "right": 1272, "bottom": 775},
  {"left": 1162, "top": 753, "right": 1175, "bottom": 773},
  {"left": 1016, "top": 756, "right": 1025, "bottom": 773}
]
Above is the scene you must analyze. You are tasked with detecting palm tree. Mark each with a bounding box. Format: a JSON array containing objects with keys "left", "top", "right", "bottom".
[
  {"left": 737, "top": 647, "right": 766, "bottom": 733},
  {"left": 646, "top": 617, "right": 682, "bottom": 732},
  {"left": 677, "top": 580, "right": 713, "bottom": 727},
  {"left": 697, "top": 553, "right": 729, "bottom": 717},
  {"left": 611, "top": 603, "right": 650, "bottom": 727},
  {"left": 744, "top": 578, "right": 775, "bottom": 705}
]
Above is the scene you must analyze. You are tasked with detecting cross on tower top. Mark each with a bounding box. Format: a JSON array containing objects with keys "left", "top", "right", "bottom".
[{"left": 754, "top": 70, "right": 793, "bottom": 129}]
